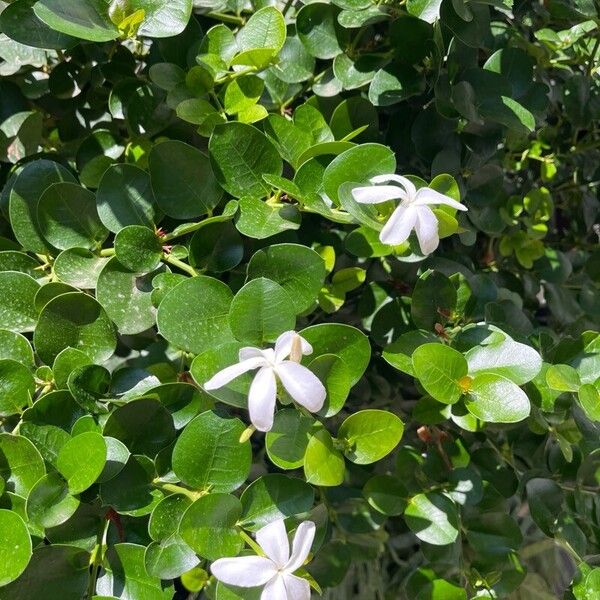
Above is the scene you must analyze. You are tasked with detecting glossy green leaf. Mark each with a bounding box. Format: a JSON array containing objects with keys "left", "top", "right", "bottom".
[
  {"left": 304, "top": 429, "right": 345, "bottom": 486},
  {"left": 172, "top": 411, "right": 251, "bottom": 493},
  {"left": 405, "top": 492, "right": 459, "bottom": 545},
  {"left": 465, "top": 373, "right": 531, "bottom": 423}
]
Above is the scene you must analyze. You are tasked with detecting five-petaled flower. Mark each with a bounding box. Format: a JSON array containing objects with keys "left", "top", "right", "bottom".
[
  {"left": 203, "top": 331, "right": 326, "bottom": 432},
  {"left": 211, "top": 519, "right": 315, "bottom": 600},
  {"left": 352, "top": 174, "right": 468, "bottom": 255}
]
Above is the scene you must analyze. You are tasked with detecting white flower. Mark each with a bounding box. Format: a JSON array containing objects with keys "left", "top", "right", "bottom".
[
  {"left": 203, "top": 331, "right": 326, "bottom": 432},
  {"left": 352, "top": 174, "right": 468, "bottom": 255},
  {"left": 211, "top": 519, "right": 315, "bottom": 600}
]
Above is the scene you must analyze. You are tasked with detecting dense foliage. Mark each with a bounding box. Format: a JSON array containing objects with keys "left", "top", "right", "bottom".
[{"left": 0, "top": 0, "right": 599, "bottom": 597}]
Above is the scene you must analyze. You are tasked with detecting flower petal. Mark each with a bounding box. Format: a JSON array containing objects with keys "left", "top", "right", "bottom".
[
  {"left": 276, "top": 361, "right": 326, "bottom": 413},
  {"left": 239, "top": 347, "right": 266, "bottom": 361},
  {"left": 204, "top": 357, "right": 267, "bottom": 390},
  {"left": 282, "top": 573, "right": 311, "bottom": 600},
  {"left": 211, "top": 556, "right": 276, "bottom": 587},
  {"left": 256, "top": 519, "right": 290, "bottom": 567},
  {"left": 414, "top": 187, "right": 468, "bottom": 211},
  {"left": 379, "top": 204, "right": 417, "bottom": 246},
  {"left": 370, "top": 174, "right": 417, "bottom": 198},
  {"left": 248, "top": 367, "right": 278, "bottom": 432},
  {"left": 285, "top": 521, "right": 316, "bottom": 573},
  {"left": 352, "top": 184, "right": 407, "bottom": 204},
  {"left": 274, "top": 331, "right": 313, "bottom": 362},
  {"left": 261, "top": 575, "right": 287, "bottom": 600},
  {"left": 414, "top": 206, "right": 439, "bottom": 255}
]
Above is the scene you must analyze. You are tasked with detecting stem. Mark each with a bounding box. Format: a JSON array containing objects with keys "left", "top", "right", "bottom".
[
  {"left": 239, "top": 530, "right": 264, "bottom": 556},
  {"left": 586, "top": 35, "right": 600, "bottom": 76},
  {"left": 162, "top": 254, "right": 199, "bottom": 277},
  {"left": 152, "top": 480, "right": 207, "bottom": 501},
  {"left": 162, "top": 222, "right": 206, "bottom": 242},
  {"left": 216, "top": 66, "right": 257, "bottom": 85},
  {"left": 87, "top": 516, "right": 111, "bottom": 599},
  {"left": 206, "top": 11, "right": 245, "bottom": 25}
]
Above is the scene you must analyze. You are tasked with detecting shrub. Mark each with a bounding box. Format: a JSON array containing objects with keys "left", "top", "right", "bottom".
[{"left": 0, "top": 0, "right": 598, "bottom": 598}]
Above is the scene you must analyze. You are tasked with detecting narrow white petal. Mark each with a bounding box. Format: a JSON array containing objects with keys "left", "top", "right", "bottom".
[
  {"left": 256, "top": 519, "right": 290, "bottom": 567},
  {"left": 239, "top": 347, "right": 267, "bottom": 361},
  {"left": 204, "top": 357, "right": 267, "bottom": 390},
  {"left": 414, "top": 187, "right": 467, "bottom": 211},
  {"left": 282, "top": 574, "right": 311, "bottom": 600},
  {"left": 261, "top": 575, "right": 287, "bottom": 600},
  {"left": 414, "top": 206, "right": 440, "bottom": 255},
  {"left": 274, "top": 331, "right": 313, "bottom": 362},
  {"left": 248, "top": 367, "right": 278, "bottom": 432},
  {"left": 379, "top": 204, "right": 417, "bottom": 246},
  {"left": 285, "top": 521, "right": 316, "bottom": 573},
  {"left": 276, "top": 362, "right": 326, "bottom": 413},
  {"left": 370, "top": 174, "right": 417, "bottom": 197},
  {"left": 211, "top": 556, "right": 276, "bottom": 587},
  {"left": 351, "top": 185, "right": 407, "bottom": 204}
]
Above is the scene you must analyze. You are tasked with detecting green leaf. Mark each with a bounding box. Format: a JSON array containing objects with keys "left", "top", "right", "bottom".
[
  {"left": 239, "top": 474, "right": 314, "bottom": 530},
  {"left": 26, "top": 472, "right": 79, "bottom": 528},
  {"left": 466, "top": 335, "right": 542, "bottom": 385},
  {"left": 0, "top": 545, "right": 89, "bottom": 599},
  {"left": 525, "top": 478, "right": 563, "bottom": 536},
  {"left": 0, "top": 359, "right": 35, "bottom": 417},
  {"left": 149, "top": 141, "right": 224, "bottom": 219},
  {"left": 53, "top": 248, "right": 109, "bottom": 289},
  {"left": 304, "top": 428, "right": 345, "bottom": 486},
  {"left": 34, "top": 292, "right": 116, "bottom": 365},
  {"left": 0, "top": 509, "right": 32, "bottom": 586},
  {"left": 9, "top": 159, "right": 76, "bottom": 254},
  {"left": 96, "top": 164, "right": 157, "bottom": 233},
  {"left": 247, "top": 244, "right": 326, "bottom": 313},
  {"left": 265, "top": 409, "right": 316, "bottom": 470},
  {"left": 300, "top": 323, "right": 371, "bottom": 385},
  {"left": 103, "top": 398, "right": 176, "bottom": 456},
  {"left": 0, "top": 0, "right": 77, "bottom": 49},
  {"left": 412, "top": 343, "right": 468, "bottom": 404},
  {"left": 172, "top": 411, "right": 251, "bottom": 493},
  {"left": 209, "top": 122, "right": 283, "bottom": 198},
  {"left": 157, "top": 276, "right": 234, "bottom": 354},
  {"left": 0, "top": 271, "right": 39, "bottom": 333},
  {"left": 412, "top": 270, "right": 457, "bottom": 330},
  {"left": 323, "top": 143, "right": 396, "bottom": 205},
  {"left": 465, "top": 512, "right": 522, "bottom": 558},
  {"left": 179, "top": 493, "right": 244, "bottom": 560},
  {"left": 96, "top": 257, "right": 163, "bottom": 335},
  {"left": 308, "top": 354, "right": 352, "bottom": 417},
  {"left": 271, "top": 36, "right": 315, "bottom": 84},
  {"left": 405, "top": 492, "right": 459, "bottom": 545},
  {"left": 464, "top": 373, "right": 531, "bottom": 423},
  {"left": 130, "top": 0, "right": 192, "bottom": 38},
  {"left": 237, "top": 6, "right": 286, "bottom": 52},
  {"left": 33, "top": 0, "right": 119, "bottom": 42},
  {"left": 56, "top": 432, "right": 107, "bottom": 494},
  {"left": 383, "top": 331, "right": 439, "bottom": 376},
  {"left": 338, "top": 409, "right": 404, "bottom": 464},
  {"left": 297, "top": 3, "right": 347, "bottom": 59},
  {"left": 546, "top": 364, "right": 581, "bottom": 392},
  {"left": 145, "top": 536, "right": 199, "bottom": 580},
  {"left": 229, "top": 277, "right": 296, "bottom": 345},
  {"left": 37, "top": 182, "right": 108, "bottom": 250},
  {"left": 369, "top": 63, "right": 425, "bottom": 107},
  {"left": 0, "top": 329, "right": 35, "bottom": 367},
  {"left": 363, "top": 475, "right": 407, "bottom": 516},
  {"left": 0, "top": 433, "right": 45, "bottom": 496},
  {"left": 235, "top": 196, "right": 301, "bottom": 239},
  {"left": 99, "top": 455, "right": 162, "bottom": 516},
  {"left": 114, "top": 226, "right": 162, "bottom": 274},
  {"left": 578, "top": 384, "right": 600, "bottom": 421},
  {"left": 97, "top": 543, "right": 173, "bottom": 599},
  {"left": 224, "top": 76, "right": 264, "bottom": 115}
]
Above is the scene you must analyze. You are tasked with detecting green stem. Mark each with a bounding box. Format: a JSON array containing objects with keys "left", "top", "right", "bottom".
[
  {"left": 152, "top": 480, "right": 207, "bottom": 501},
  {"left": 87, "top": 517, "right": 110, "bottom": 599},
  {"left": 162, "top": 222, "right": 206, "bottom": 242},
  {"left": 206, "top": 11, "right": 245, "bottom": 25},
  {"left": 239, "top": 530, "right": 264, "bottom": 556},
  {"left": 216, "top": 66, "right": 257, "bottom": 85},
  {"left": 586, "top": 34, "right": 600, "bottom": 76},
  {"left": 162, "top": 254, "right": 199, "bottom": 277}
]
